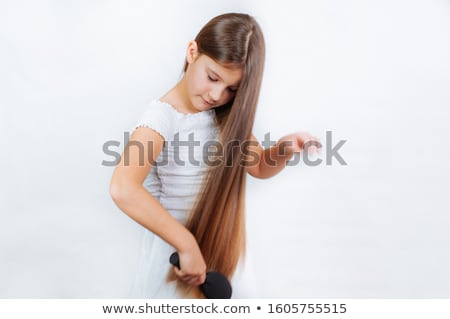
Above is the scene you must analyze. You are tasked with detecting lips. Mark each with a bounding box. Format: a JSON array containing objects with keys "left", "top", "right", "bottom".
[{"left": 202, "top": 97, "right": 214, "bottom": 107}]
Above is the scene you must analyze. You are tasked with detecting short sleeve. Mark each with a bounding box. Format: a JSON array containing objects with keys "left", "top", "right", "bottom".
[{"left": 133, "top": 100, "right": 174, "bottom": 140}]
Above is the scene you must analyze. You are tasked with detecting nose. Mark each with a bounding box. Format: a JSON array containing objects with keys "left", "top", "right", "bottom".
[{"left": 209, "top": 86, "right": 222, "bottom": 102}]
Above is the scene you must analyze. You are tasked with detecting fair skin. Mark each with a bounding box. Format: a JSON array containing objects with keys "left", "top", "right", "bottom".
[{"left": 109, "top": 40, "right": 321, "bottom": 288}]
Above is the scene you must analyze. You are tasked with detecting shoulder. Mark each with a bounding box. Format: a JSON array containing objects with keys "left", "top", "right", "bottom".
[
  {"left": 139, "top": 99, "right": 176, "bottom": 123},
  {"left": 134, "top": 99, "right": 176, "bottom": 141}
]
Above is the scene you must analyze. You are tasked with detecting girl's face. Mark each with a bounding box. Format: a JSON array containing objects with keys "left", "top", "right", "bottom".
[{"left": 184, "top": 41, "right": 243, "bottom": 113}]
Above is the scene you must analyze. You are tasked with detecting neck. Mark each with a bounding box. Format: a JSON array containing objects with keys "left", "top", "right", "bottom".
[{"left": 161, "top": 77, "right": 199, "bottom": 114}]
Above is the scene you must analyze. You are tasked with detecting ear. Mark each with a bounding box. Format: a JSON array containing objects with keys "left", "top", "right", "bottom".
[{"left": 186, "top": 40, "right": 199, "bottom": 64}]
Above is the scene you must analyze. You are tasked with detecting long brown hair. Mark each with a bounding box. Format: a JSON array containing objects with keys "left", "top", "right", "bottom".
[{"left": 176, "top": 13, "right": 265, "bottom": 296}]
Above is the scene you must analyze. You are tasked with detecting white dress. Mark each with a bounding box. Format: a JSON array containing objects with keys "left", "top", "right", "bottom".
[{"left": 128, "top": 99, "right": 253, "bottom": 298}]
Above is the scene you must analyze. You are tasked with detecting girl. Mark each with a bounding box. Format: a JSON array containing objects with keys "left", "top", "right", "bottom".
[{"left": 110, "top": 13, "right": 320, "bottom": 298}]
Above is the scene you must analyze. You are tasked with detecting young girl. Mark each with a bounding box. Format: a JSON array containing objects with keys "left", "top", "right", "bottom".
[{"left": 110, "top": 13, "right": 320, "bottom": 298}]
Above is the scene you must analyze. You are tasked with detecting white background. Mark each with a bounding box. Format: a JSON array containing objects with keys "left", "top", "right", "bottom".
[{"left": 1, "top": 0, "right": 449, "bottom": 298}]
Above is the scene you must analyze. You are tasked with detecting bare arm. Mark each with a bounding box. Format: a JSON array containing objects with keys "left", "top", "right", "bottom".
[
  {"left": 246, "top": 132, "right": 321, "bottom": 179},
  {"left": 109, "top": 127, "right": 206, "bottom": 286}
]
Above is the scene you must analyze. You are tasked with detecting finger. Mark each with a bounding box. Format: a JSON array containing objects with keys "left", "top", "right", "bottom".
[
  {"left": 182, "top": 275, "right": 196, "bottom": 283},
  {"left": 303, "top": 136, "right": 322, "bottom": 148},
  {"left": 189, "top": 275, "right": 205, "bottom": 287},
  {"left": 178, "top": 275, "right": 198, "bottom": 286},
  {"left": 279, "top": 139, "right": 296, "bottom": 154},
  {"left": 301, "top": 139, "right": 317, "bottom": 152},
  {"left": 176, "top": 272, "right": 195, "bottom": 283},
  {"left": 303, "top": 140, "right": 322, "bottom": 157},
  {"left": 299, "top": 133, "right": 314, "bottom": 147},
  {"left": 309, "top": 145, "right": 317, "bottom": 157},
  {"left": 173, "top": 266, "right": 185, "bottom": 278},
  {"left": 317, "top": 142, "right": 323, "bottom": 154},
  {"left": 199, "top": 272, "right": 206, "bottom": 285},
  {"left": 186, "top": 277, "right": 201, "bottom": 287},
  {"left": 314, "top": 137, "right": 322, "bottom": 149},
  {"left": 173, "top": 269, "right": 202, "bottom": 285}
]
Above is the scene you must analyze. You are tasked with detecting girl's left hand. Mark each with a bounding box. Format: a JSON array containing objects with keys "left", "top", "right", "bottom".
[{"left": 277, "top": 131, "right": 322, "bottom": 158}]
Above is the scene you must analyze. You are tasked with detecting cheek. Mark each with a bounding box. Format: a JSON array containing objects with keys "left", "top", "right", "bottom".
[
  {"left": 190, "top": 80, "right": 208, "bottom": 95},
  {"left": 223, "top": 92, "right": 235, "bottom": 104},
  {"left": 198, "top": 81, "right": 210, "bottom": 93},
  {"left": 222, "top": 88, "right": 234, "bottom": 98},
  {"left": 190, "top": 75, "right": 209, "bottom": 93}
]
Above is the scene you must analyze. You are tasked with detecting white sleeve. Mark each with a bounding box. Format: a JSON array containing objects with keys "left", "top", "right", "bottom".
[{"left": 133, "top": 100, "right": 173, "bottom": 140}]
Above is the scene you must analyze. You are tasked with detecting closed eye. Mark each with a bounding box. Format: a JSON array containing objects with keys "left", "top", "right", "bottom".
[{"left": 208, "top": 74, "right": 238, "bottom": 93}]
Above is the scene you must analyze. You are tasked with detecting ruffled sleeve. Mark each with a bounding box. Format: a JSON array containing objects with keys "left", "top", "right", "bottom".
[{"left": 133, "top": 100, "right": 174, "bottom": 140}]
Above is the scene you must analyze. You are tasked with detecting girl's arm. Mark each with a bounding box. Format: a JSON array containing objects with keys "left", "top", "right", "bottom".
[
  {"left": 109, "top": 127, "right": 206, "bottom": 286},
  {"left": 246, "top": 132, "right": 321, "bottom": 179}
]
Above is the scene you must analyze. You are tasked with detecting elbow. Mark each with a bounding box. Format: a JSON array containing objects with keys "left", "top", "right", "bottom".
[
  {"left": 109, "top": 179, "right": 135, "bottom": 206},
  {"left": 109, "top": 180, "right": 122, "bottom": 204},
  {"left": 249, "top": 171, "right": 272, "bottom": 179},
  {"left": 246, "top": 165, "right": 262, "bottom": 179},
  {"left": 247, "top": 166, "right": 271, "bottom": 179}
]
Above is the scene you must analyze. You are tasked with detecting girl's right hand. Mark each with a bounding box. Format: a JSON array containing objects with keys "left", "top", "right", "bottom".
[{"left": 172, "top": 244, "right": 207, "bottom": 287}]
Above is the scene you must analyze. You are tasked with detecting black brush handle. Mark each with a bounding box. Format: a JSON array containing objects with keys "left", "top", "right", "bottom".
[{"left": 169, "top": 252, "right": 181, "bottom": 268}]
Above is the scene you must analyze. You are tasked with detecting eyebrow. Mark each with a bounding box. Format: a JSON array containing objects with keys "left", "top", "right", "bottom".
[{"left": 208, "top": 67, "right": 240, "bottom": 88}]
